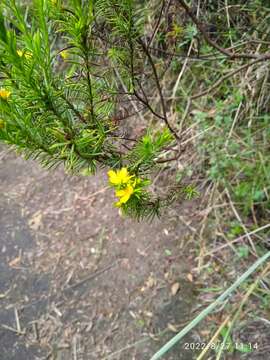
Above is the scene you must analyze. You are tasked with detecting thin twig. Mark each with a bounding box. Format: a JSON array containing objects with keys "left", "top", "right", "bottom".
[
  {"left": 14, "top": 308, "right": 21, "bottom": 333},
  {"left": 114, "top": 68, "right": 145, "bottom": 123},
  {"left": 64, "top": 260, "right": 120, "bottom": 292},
  {"left": 225, "top": 101, "right": 242, "bottom": 147},
  {"left": 172, "top": 0, "right": 201, "bottom": 99},
  {"left": 147, "top": 0, "right": 166, "bottom": 48},
  {"left": 1, "top": 324, "right": 25, "bottom": 335}
]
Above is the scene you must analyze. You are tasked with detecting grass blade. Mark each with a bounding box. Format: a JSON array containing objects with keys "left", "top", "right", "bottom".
[{"left": 150, "top": 251, "right": 270, "bottom": 360}]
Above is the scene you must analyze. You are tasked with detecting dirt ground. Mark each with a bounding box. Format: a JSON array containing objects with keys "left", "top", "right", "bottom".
[{"left": 0, "top": 146, "right": 202, "bottom": 360}]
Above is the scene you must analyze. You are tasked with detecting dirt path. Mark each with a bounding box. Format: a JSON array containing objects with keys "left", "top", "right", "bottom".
[{"left": 0, "top": 147, "right": 200, "bottom": 360}]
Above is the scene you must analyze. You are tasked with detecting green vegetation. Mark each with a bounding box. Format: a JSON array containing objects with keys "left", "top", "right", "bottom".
[
  {"left": 0, "top": 0, "right": 269, "bottom": 358},
  {"left": 0, "top": 0, "right": 180, "bottom": 219}
]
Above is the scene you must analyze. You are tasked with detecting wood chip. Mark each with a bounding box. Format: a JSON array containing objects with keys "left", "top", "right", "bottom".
[
  {"left": 8, "top": 256, "right": 21, "bottom": 268},
  {"left": 167, "top": 323, "right": 179, "bottom": 333},
  {"left": 171, "top": 282, "right": 180, "bottom": 296}
]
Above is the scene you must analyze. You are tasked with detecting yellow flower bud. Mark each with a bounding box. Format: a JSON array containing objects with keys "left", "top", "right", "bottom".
[
  {"left": 60, "top": 50, "right": 69, "bottom": 60},
  {"left": 0, "top": 88, "right": 11, "bottom": 100}
]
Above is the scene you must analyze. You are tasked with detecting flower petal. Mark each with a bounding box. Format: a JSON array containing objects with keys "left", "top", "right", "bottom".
[
  {"left": 117, "top": 185, "right": 134, "bottom": 203},
  {"left": 119, "top": 167, "right": 128, "bottom": 178},
  {"left": 108, "top": 170, "right": 118, "bottom": 185},
  {"left": 115, "top": 189, "right": 125, "bottom": 197},
  {"left": 119, "top": 193, "right": 130, "bottom": 203}
]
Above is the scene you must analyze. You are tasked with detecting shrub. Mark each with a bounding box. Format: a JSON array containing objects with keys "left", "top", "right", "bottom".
[{"left": 0, "top": 0, "right": 183, "bottom": 219}]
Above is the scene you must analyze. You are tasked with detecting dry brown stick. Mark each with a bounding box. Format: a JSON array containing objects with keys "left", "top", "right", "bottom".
[
  {"left": 14, "top": 308, "right": 21, "bottom": 333},
  {"left": 73, "top": 336, "right": 77, "bottom": 360},
  {"left": 1, "top": 324, "right": 25, "bottom": 335}
]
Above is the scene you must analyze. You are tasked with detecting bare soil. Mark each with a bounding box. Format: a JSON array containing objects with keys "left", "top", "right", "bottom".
[{"left": 0, "top": 146, "right": 201, "bottom": 360}]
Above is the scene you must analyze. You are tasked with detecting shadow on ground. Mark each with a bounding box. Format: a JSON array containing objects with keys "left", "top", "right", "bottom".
[{"left": 0, "top": 147, "right": 200, "bottom": 360}]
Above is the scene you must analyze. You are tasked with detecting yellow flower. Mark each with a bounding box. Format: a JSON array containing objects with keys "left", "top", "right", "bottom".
[
  {"left": 17, "top": 50, "right": 32, "bottom": 59},
  {"left": 108, "top": 167, "right": 133, "bottom": 186},
  {"left": 115, "top": 185, "right": 134, "bottom": 204},
  {"left": 60, "top": 50, "right": 69, "bottom": 60},
  {"left": 0, "top": 88, "right": 11, "bottom": 100}
]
